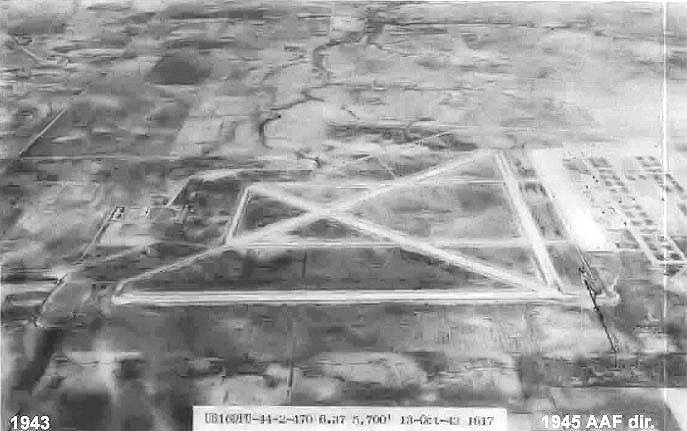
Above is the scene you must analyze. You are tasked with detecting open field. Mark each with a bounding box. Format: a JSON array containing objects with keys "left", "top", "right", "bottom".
[
  {"left": 287, "top": 217, "right": 383, "bottom": 242},
  {"left": 23, "top": 79, "right": 192, "bottom": 157},
  {"left": 440, "top": 246, "right": 540, "bottom": 279},
  {"left": 350, "top": 183, "right": 521, "bottom": 240},
  {"left": 275, "top": 184, "right": 368, "bottom": 204},
  {"left": 7, "top": 302, "right": 684, "bottom": 430},
  {"left": 80, "top": 242, "right": 206, "bottom": 281},
  {"left": 127, "top": 246, "right": 519, "bottom": 293},
  {"left": 237, "top": 192, "right": 307, "bottom": 235}
]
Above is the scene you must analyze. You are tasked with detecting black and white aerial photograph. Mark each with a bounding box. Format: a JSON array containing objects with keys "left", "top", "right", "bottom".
[{"left": 1, "top": 0, "right": 686, "bottom": 430}]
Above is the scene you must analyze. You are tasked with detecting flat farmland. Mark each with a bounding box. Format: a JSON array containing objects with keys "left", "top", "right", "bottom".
[
  {"left": 83, "top": 245, "right": 132, "bottom": 261},
  {"left": 313, "top": 156, "right": 396, "bottom": 182},
  {"left": 72, "top": 302, "right": 664, "bottom": 410},
  {"left": 23, "top": 77, "right": 192, "bottom": 157}
]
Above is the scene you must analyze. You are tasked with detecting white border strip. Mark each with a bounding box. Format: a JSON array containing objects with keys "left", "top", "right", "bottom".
[{"left": 193, "top": 406, "right": 507, "bottom": 431}]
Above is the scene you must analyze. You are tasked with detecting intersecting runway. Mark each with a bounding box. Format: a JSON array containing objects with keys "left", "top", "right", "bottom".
[{"left": 110, "top": 150, "right": 576, "bottom": 306}]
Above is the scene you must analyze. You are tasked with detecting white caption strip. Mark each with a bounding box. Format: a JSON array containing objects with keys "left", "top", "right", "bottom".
[{"left": 193, "top": 406, "right": 507, "bottom": 431}]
